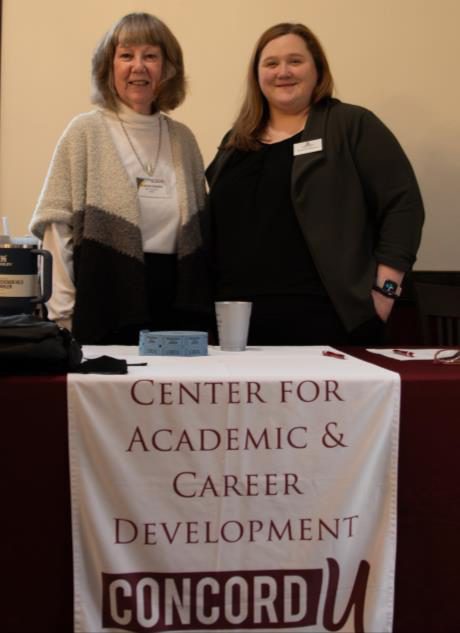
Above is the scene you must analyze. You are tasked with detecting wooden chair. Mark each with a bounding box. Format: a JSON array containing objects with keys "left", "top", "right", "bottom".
[{"left": 414, "top": 282, "right": 460, "bottom": 345}]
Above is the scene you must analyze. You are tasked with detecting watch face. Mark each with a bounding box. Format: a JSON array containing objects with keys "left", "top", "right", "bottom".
[{"left": 382, "top": 280, "right": 398, "bottom": 293}]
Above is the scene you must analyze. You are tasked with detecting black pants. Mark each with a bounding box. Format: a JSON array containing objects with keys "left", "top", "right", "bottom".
[{"left": 245, "top": 294, "right": 385, "bottom": 347}]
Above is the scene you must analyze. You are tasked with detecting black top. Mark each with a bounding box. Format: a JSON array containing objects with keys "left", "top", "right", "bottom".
[{"left": 209, "top": 133, "right": 326, "bottom": 300}]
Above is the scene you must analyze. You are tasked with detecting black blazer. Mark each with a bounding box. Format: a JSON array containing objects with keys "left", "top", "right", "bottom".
[{"left": 207, "top": 98, "right": 425, "bottom": 331}]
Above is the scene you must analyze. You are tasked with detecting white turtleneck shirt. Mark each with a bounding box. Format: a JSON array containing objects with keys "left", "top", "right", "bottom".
[{"left": 103, "top": 102, "right": 180, "bottom": 253}]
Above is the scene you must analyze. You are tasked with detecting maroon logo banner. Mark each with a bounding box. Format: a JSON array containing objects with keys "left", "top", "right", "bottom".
[{"left": 102, "top": 558, "right": 370, "bottom": 632}]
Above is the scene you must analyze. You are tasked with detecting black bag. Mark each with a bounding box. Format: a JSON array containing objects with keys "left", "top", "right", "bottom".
[{"left": 0, "top": 313, "right": 83, "bottom": 374}]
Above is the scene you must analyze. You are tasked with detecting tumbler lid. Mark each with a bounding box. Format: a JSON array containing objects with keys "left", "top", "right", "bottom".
[{"left": 0, "top": 235, "right": 39, "bottom": 249}]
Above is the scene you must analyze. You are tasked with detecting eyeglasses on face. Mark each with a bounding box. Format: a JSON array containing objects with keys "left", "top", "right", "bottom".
[{"left": 433, "top": 349, "right": 460, "bottom": 364}]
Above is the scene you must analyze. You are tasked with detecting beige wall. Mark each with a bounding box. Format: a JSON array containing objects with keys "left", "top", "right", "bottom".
[{"left": 1, "top": 0, "right": 459, "bottom": 269}]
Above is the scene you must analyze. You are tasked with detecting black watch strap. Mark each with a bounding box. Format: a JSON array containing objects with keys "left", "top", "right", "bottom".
[{"left": 373, "top": 279, "right": 401, "bottom": 299}]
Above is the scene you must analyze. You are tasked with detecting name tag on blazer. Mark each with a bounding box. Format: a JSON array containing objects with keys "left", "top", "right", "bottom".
[{"left": 293, "top": 139, "right": 323, "bottom": 156}]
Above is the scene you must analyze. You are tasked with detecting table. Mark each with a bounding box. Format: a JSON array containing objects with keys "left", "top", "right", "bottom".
[
  {"left": 3, "top": 348, "right": 460, "bottom": 633},
  {"left": 355, "top": 349, "right": 460, "bottom": 633}
]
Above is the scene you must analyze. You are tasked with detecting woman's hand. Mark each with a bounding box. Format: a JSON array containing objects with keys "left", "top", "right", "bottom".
[
  {"left": 373, "top": 264, "right": 405, "bottom": 322},
  {"left": 371, "top": 290, "right": 395, "bottom": 322},
  {"left": 56, "top": 317, "right": 73, "bottom": 332}
]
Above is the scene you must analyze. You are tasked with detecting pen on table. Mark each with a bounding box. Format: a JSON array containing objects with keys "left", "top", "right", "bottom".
[
  {"left": 392, "top": 349, "right": 415, "bottom": 357},
  {"left": 322, "top": 350, "right": 346, "bottom": 359}
]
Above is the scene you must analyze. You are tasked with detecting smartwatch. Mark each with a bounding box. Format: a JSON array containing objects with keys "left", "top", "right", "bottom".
[{"left": 372, "top": 279, "right": 401, "bottom": 299}]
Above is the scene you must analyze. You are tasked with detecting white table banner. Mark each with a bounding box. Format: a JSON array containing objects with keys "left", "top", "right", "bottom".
[{"left": 68, "top": 346, "right": 401, "bottom": 633}]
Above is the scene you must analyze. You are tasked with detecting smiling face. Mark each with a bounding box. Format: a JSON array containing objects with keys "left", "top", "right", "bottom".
[
  {"left": 257, "top": 33, "right": 318, "bottom": 116},
  {"left": 113, "top": 43, "right": 163, "bottom": 114}
]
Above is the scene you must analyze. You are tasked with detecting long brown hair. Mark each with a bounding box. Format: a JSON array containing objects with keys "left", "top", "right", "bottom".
[
  {"left": 226, "top": 23, "right": 334, "bottom": 151},
  {"left": 91, "top": 12, "right": 186, "bottom": 113}
]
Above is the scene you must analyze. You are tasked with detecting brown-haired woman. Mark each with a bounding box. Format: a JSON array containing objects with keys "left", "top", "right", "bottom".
[
  {"left": 30, "top": 13, "right": 207, "bottom": 344},
  {"left": 206, "top": 22, "right": 425, "bottom": 346}
]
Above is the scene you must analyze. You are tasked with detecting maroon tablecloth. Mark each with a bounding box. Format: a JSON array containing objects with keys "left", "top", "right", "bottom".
[
  {"left": 2, "top": 351, "right": 460, "bottom": 632},
  {"left": 3, "top": 374, "right": 72, "bottom": 633},
  {"left": 347, "top": 349, "right": 460, "bottom": 633}
]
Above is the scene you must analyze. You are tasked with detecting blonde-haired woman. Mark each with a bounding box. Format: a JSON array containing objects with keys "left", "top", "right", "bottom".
[
  {"left": 207, "top": 22, "right": 424, "bottom": 346},
  {"left": 30, "top": 13, "right": 207, "bottom": 344}
]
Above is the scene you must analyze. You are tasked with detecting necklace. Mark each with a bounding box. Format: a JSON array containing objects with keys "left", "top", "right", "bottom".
[
  {"left": 262, "top": 123, "right": 306, "bottom": 144},
  {"left": 262, "top": 110, "right": 309, "bottom": 143},
  {"left": 117, "top": 114, "right": 163, "bottom": 177}
]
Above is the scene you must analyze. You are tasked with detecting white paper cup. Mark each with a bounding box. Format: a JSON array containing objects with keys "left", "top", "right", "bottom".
[{"left": 215, "top": 301, "right": 252, "bottom": 351}]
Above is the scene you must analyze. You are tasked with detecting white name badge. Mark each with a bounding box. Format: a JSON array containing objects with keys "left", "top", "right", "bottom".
[
  {"left": 293, "top": 138, "right": 323, "bottom": 156},
  {"left": 136, "top": 177, "right": 170, "bottom": 199}
]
